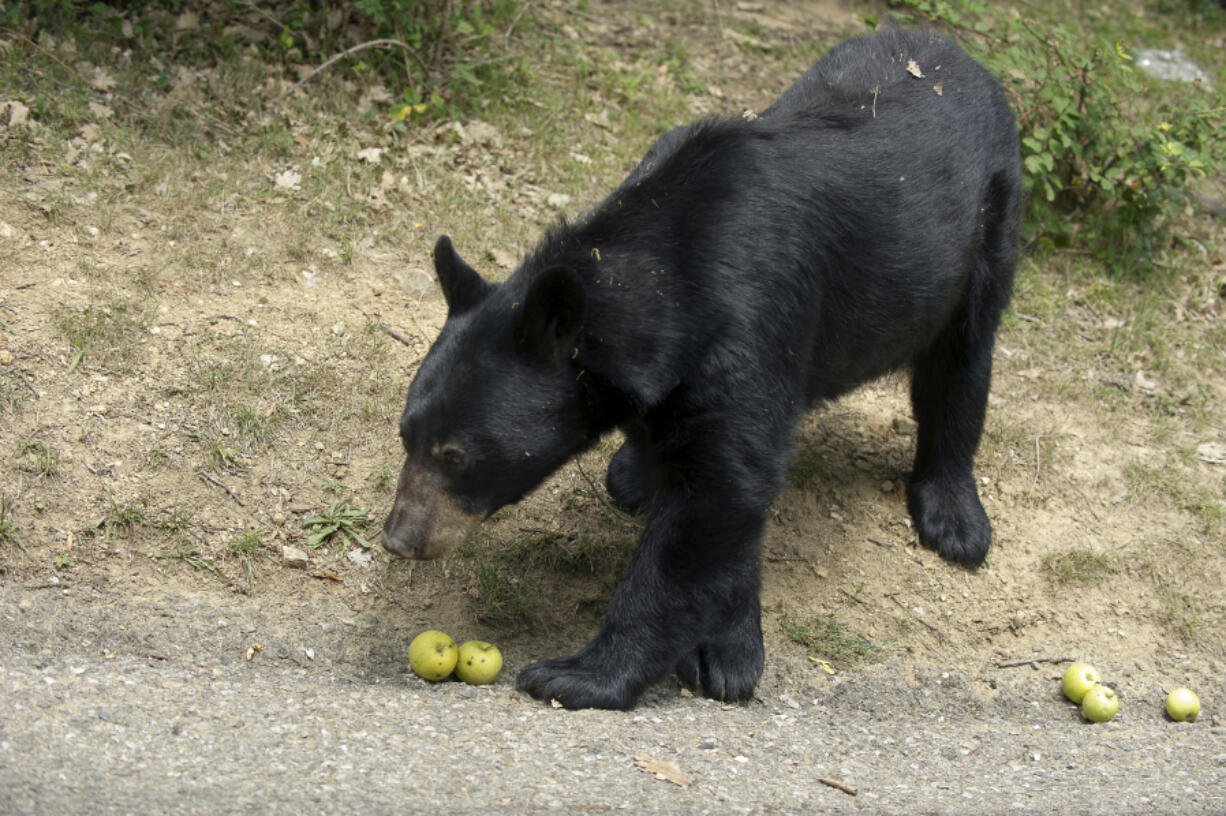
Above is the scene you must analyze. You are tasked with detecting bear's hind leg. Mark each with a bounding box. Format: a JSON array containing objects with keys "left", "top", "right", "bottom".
[
  {"left": 606, "top": 441, "right": 652, "bottom": 513},
  {"left": 907, "top": 176, "right": 1017, "bottom": 565},
  {"left": 907, "top": 323, "right": 996, "bottom": 565}
]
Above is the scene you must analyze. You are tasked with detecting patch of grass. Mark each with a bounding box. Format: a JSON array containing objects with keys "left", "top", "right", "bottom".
[
  {"left": 227, "top": 403, "right": 287, "bottom": 451},
  {"left": 472, "top": 561, "right": 541, "bottom": 626},
  {"left": 1126, "top": 460, "right": 1224, "bottom": 534},
  {"left": 18, "top": 440, "right": 59, "bottom": 478},
  {"left": 371, "top": 465, "right": 396, "bottom": 493},
  {"left": 193, "top": 433, "right": 241, "bottom": 473},
  {"left": 146, "top": 443, "right": 171, "bottom": 468},
  {"left": 1043, "top": 548, "right": 1116, "bottom": 582},
  {"left": 302, "top": 498, "right": 374, "bottom": 550},
  {"left": 1157, "top": 585, "right": 1225, "bottom": 644},
  {"left": 103, "top": 492, "right": 148, "bottom": 541},
  {"left": 0, "top": 495, "right": 25, "bottom": 552},
  {"left": 54, "top": 296, "right": 148, "bottom": 374},
  {"left": 153, "top": 540, "right": 219, "bottom": 574},
  {"left": 498, "top": 530, "right": 634, "bottom": 580},
  {"left": 228, "top": 527, "right": 267, "bottom": 581},
  {"left": 780, "top": 615, "right": 883, "bottom": 667},
  {"left": 0, "top": 369, "right": 36, "bottom": 415},
  {"left": 160, "top": 507, "right": 195, "bottom": 535}
]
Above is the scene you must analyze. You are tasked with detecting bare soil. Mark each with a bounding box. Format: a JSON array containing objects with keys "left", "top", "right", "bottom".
[{"left": 2, "top": 0, "right": 1225, "bottom": 758}]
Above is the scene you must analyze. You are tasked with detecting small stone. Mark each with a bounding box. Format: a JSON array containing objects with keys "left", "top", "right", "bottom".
[
  {"left": 281, "top": 545, "right": 310, "bottom": 568},
  {"left": 0, "top": 349, "right": 13, "bottom": 366},
  {"left": 892, "top": 416, "right": 918, "bottom": 435},
  {"left": 880, "top": 480, "right": 895, "bottom": 493}
]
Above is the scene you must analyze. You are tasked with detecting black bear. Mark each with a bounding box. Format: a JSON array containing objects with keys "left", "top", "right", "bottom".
[{"left": 382, "top": 29, "right": 1021, "bottom": 710}]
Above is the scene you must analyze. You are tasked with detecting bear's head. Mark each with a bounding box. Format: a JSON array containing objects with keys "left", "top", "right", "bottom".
[{"left": 381, "top": 236, "right": 592, "bottom": 559}]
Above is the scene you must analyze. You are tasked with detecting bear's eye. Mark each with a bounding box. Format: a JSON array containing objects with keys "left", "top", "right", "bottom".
[{"left": 438, "top": 444, "right": 469, "bottom": 470}]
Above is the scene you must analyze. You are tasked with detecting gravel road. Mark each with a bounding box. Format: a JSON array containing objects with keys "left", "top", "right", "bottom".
[{"left": 3, "top": 582, "right": 1223, "bottom": 815}]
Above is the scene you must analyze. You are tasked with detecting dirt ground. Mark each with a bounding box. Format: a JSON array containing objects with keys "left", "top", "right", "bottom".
[{"left": 2, "top": 0, "right": 1225, "bottom": 789}]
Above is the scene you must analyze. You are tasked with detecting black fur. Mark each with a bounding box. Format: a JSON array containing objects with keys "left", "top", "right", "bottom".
[{"left": 383, "top": 30, "right": 1021, "bottom": 710}]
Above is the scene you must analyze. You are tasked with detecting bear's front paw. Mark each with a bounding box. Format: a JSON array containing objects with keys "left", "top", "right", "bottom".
[
  {"left": 674, "top": 630, "right": 764, "bottom": 703},
  {"left": 517, "top": 655, "right": 642, "bottom": 710},
  {"left": 907, "top": 475, "right": 991, "bottom": 565}
]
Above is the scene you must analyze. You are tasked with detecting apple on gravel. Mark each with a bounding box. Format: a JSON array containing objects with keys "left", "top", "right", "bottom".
[
  {"left": 409, "top": 630, "right": 459, "bottom": 682},
  {"left": 1062, "top": 662, "right": 1102, "bottom": 704},
  {"left": 455, "top": 640, "right": 503, "bottom": 685},
  {"left": 1165, "top": 688, "right": 1200, "bottom": 723},
  {"left": 1081, "top": 685, "right": 1119, "bottom": 723}
]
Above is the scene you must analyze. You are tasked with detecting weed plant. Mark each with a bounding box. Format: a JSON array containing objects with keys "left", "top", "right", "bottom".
[{"left": 887, "top": 0, "right": 1225, "bottom": 273}]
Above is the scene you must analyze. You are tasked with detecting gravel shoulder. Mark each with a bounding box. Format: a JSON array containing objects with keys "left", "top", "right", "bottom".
[{"left": 3, "top": 581, "right": 1223, "bottom": 815}]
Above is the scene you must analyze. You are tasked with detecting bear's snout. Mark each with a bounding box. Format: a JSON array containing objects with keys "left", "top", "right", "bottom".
[{"left": 381, "top": 461, "right": 481, "bottom": 560}]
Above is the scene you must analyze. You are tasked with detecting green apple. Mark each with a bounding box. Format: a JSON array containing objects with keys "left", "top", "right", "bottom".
[
  {"left": 454, "top": 640, "right": 503, "bottom": 685},
  {"left": 408, "top": 629, "right": 458, "bottom": 682},
  {"left": 1062, "top": 662, "right": 1102, "bottom": 704},
  {"left": 1165, "top": 688, "right": 1200, "bottom": 723},
  {"left": 1081, "top": 685, "right": 1119, "bottom": 723}
]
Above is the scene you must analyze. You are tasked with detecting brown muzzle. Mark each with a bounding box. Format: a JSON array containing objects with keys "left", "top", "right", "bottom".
[{"left": 381, "top": 460, "right": 482, "bottom": 559}]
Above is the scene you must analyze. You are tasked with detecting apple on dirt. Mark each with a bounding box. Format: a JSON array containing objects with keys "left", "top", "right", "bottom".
[
  {"left": 1165, "top": 688, "right": 1201, "bottom": 723},
  {"left": 408, "top": 630, "right": 459, "bottom": 682},
  {"left": 1081, "top": 685, "right": 1119, "bottom": 723},
  {"left": 455, "top": 640, "right": 503, "bottom": 685},
  {"left": 1062, "top": 662, "right": 1102, "bottom": 704}
]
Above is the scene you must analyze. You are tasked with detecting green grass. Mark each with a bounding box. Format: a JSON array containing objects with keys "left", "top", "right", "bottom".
[
  {"left": 18, "top": 440, "right": 59, "bottom": 478},
  {"left": 226, "top": 403, "right": 288, "bottom": 451},
  {"left": 54, "top": 296, "right": 148, "bottom": 375},
  {"left": 103, "top": 492, "right": 148, "bottom": 542},
  {"left": 228, "top": 527, "right": 267, "bottom": 581},
  {"left": 0, "top": 495, "right": 25, "bottom": 552},
  {"left": 495, "top": 530, "right": 635, "bottom": 578},
  {"left": 472, "top": 561, "right": 541, "bottom": 627},
  {"left": 0, "top": 370, "right": 36, "bottom": 415},
  {"left": 371, "top": 465, "right": 396, "bottom": 493},
  {"left": 1043, "top": 548, "right": 1116, "bottom": 583},
  {"left": 153, "top": 540, "right": 218, "bottom": 574},
  {"left": 196, "top": 434, "right": 241, "bottom": 474},
  {"left": 780, "top": 615, "right": 884, "bottom": 667},
  {"left": 1126, "top": 460, "right": 1225, "bottom": 534}
]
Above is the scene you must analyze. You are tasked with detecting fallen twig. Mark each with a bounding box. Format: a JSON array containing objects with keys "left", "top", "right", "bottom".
[
  {"left": 819, "top": 777, "right": 858, "bottom": 796},
  {"left": 379, "top": 322, "right": 416, "bottom": 347},
  {"left": 15, "top": 369, "right": 39, "bottom": 399},
  {"left": 868, "top": 536, "right": 896, "bottom": 549},
  {"left": 200, "top": 472, "right": 245, "bottom": 507},
  {"left": 885, "top": 592, "right": 941, "bottom": 636},
  {"left": 997, "top": 655, "right": 1074, "bottom": 669},
  {"left": 839, "top": 587, "right": 869, "bottom": 607},
  {"left": 575, "top": 459, "right": 632, "bottom": 521},
  {"left": 271, "top": 39, "right": 426, "bottom": 109}
]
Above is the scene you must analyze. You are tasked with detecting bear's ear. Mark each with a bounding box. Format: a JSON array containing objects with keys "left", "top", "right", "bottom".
[
  {"left": 434, "top": 235, "right": 491, "bottom": 316},
  {"left": 515, "top": 267, "right": 586, "bottom": 361}
]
